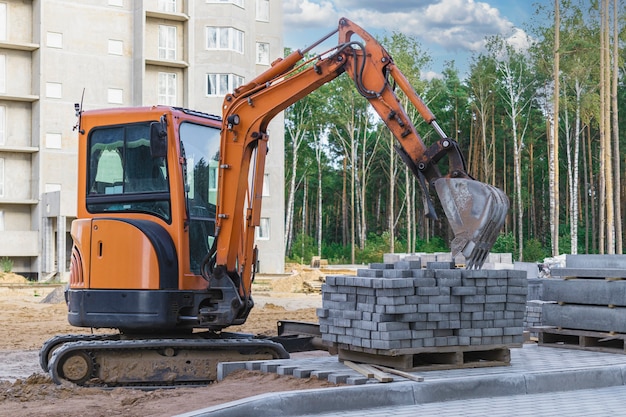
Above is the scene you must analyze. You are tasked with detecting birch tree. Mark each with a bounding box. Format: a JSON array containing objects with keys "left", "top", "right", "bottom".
[
  {"left": 493, "top": 38, "right": 537, "bottom": 261},
  {"left": 468, "top": 55, "right": 497, "bottom": 183},
  {"left": 284, "top": 101, "right": 310, "bottom": 255},
  {"left": 560, "top": 3, "right": 597, "bottom": 254}
]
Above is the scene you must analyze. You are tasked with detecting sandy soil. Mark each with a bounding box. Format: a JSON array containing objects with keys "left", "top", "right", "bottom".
[{"left": 0, "top": 269, "right": 339, "bottom": 417}]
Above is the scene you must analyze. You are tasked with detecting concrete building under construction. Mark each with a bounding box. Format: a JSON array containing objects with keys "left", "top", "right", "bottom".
[{"left": 0, "top": 0, "right": 284, "bottom": 279}]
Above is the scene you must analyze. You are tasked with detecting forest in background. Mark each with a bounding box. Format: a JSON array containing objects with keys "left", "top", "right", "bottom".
[{"left": 283, "top": 0, "right": 625, "bottom": 265}]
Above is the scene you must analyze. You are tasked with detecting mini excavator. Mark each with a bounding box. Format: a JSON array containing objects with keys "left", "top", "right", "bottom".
[{"left": 40, "top": 18, "right": 508, "bottom": 387}]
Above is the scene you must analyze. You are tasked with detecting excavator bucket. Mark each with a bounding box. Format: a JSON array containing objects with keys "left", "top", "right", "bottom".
[{"left": 434, "top": 178, "right": 509, "bottom": 269}]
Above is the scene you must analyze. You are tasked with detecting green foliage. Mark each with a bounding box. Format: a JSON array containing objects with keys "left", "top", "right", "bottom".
[
  {"left": 321, "top": 243, "right": 350, "bottom": 265},
  {"left": 523, "top": 238, "right": 549, "bottom": 262},
  {"left": 283, "top": 5, "right": 626, "bottom": 268},
  {"left": 414, "top": 236, "right": 449, "bottom": 253},
  {"left": 0, "top": 257, "right": 13, "bottom": 273},
  {"left": 287, "top": 233, "right": 316, "bottom": 264},
  {"left": 492, "top": 232, "right": 518, "bottom": 259},
  {"left": 355, "top": 232, "right": 397, "bottom": 264}
]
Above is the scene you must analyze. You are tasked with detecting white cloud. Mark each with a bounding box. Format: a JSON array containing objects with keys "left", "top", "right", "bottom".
[
  {"left": 284, "top": 0, "right": 522, "bottom": 53},
  {"left": 505, "top": 27, "right": 532, "bottom": 52},
  {"left": 334, "top": 0, "right": 435, "bottom": 11},
  {"left": 422, "top": 70, "right": 443, "bottom": 81},
  {"left": 283, "top": 0, "right": 339, "bottom": 28},
  {"left": 282, "top": 0, "right": 534, "bottom": 78}
]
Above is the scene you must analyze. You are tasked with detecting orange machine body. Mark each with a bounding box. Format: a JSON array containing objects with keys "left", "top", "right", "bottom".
[{"left": 68, "top": 106, "right": 248, "bottom": 331}]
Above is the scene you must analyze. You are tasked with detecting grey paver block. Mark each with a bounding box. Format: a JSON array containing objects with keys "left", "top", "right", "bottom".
[
  {"left": 217, "top": 362, "right": 247, "bottom": 381},
  {"left": 566, "top": 254, "right": 626, "bottom": 269},
  {"left": 543, "top": 303, "right": 626, "bottom": 333},
  {"left": 427, "top": 261, "right": 455, "bottom": 270},
  {"left": 277, "top": 365, "right": 299, "bottom": 376},
  {"left": 292, "top": 368, "right": 313, "bottom": 378},
  {"left": 544, "top": 279, "right": 626, "bottom": 306}
]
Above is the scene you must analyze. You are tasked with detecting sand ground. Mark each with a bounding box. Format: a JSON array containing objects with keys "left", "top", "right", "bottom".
[{"left": 0, "top": 268, "right": 339, "bottom": 417}]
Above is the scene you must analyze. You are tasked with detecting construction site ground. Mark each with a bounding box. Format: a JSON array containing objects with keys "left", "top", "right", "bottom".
[
  {"left": 0, "top": 266, "right": 336, "bottom": 417},
  {"left": 5, "top": 266, "right": 626, "bottom": 416}
]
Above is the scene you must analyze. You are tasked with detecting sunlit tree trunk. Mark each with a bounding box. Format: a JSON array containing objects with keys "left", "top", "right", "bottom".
[
  {"left": 551, "top": 0, "right": 560, "bottom": 256},
  {"left": 284, "top": 105, "right": 309, "bottom": 256},
  {"left": 611, "top": 0, "right": 621, "bottom": 253},
  {"left": 388, "top": 132, "right": 395, "bottom": 253},
  {"left": 314, "top": 132, "right": 323, "bottom": 257}
]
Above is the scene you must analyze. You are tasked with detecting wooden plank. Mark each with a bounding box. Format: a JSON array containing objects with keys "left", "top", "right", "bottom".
[
  {"left": 338, "top": 346, "right": 510, "bottom": 372},
  {"left": 370, "top": 364, "right": 425, "bottom": 382},
  {"left": 343, "top": 360, "right": 374, "bottom": 378},
  {"left": 537, "top": 327, "right": 626, "bottom": 354},
  {"left": 362, "top": 364, "right": 393, "bottom": 383}
]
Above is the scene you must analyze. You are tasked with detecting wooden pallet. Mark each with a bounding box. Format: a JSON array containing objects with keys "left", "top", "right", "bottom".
[
  {"left": 337, "top": 344, "right": 512, "bottom": 372},
  {"left": 535, "top": 326, "right": 626, "bottom": 354}
]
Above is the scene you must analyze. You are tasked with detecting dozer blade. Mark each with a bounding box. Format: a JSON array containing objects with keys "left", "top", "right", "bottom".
[{"left": 434, "top": 178, "right": 509, "bottom": 269}]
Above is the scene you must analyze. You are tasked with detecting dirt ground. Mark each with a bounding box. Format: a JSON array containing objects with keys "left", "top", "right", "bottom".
[{"left": 0, "top": 267, "right": 340, "bottom": 417}]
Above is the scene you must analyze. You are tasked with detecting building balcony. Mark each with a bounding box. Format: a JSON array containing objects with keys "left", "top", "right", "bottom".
[
  {"left": 0, "top": 40, "right": 39, "bottom": 52},
  {"left": 0, "top": 198, "right": 38, "bottom": 205},
  {"left": 145, "top": 10, "right": 189, "bottom": 22},
  {"left": 0, "top": 93, "right": 39, "bottom": 103},
  {"left": 0, "top": 145, "right": 38, "bottom": 154},
  {"left": 145, "top": 58, "right": 189, "bottom": 69}
]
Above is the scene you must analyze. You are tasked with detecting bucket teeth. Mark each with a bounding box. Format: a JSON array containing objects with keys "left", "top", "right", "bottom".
[{"left": 434, "top": 178, "right": 509, "bottom": 269}]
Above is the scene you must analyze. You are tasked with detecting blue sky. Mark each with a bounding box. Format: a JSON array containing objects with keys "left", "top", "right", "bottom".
[{"left": 282, "top": 0, "right": 551, "bottom": 78}]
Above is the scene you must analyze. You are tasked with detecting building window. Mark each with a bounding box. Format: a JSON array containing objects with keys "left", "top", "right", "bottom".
[
  {"left": 256, "top": 0, "right": 269, "bottom": 22},
  {"left": 46, "top": 82, "right": 62, "bottom": 98},
  {"left": 0, "top": 210, "right": 4, "bottom": 231},
  {"left": 159, "top": 25, "right": 177, "bottom": 60},
  {"left": 47, "top": 32, "right": 63, "bottom": 48},
  {"left": 0, "top": 106, "right": 5, "bottom": 146},
  {"left": 87, "top": 123, "right": 170, "bottom": 221},
  {"left": 0, "top": 158, "right": 4, "bottom": 198},
  {"left": 108, "top": 88, "right": 123, "bottom": 104},
  {"left": 108, "top": 39, "right": 123, "bottom": 55},
  {"left": 206, "top": 27, "right": 244, "bottom": 54},
  {"left": 158, "top": 72, "right": 176, "bottom": 105},
  {"left": 207, "top": 73, "right": 243, "bottom": 96},
  {"left": 0, "top": 3, "right": 7, "bottom": 41},
  {"left": 46, "top": 133, "right": 62, "bottom": 149},
  {"left": 256, "top": 42, "right": 270, "bottom": 65},
  {"left": 207, "top": 0, "right": 244, "bottom": 7},
  {"left": 256, "top": 217, "right": 270, "bottom": 240},
  {"left": 158, "top": 0, "right": 176, "bottom": 12}
]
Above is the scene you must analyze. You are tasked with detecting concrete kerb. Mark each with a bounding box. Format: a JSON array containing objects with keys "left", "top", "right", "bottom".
[
  {"left": 175, "top": 363, "right": 626, "bottom": 417},
  {"left": 174, "top": 382, "right": 419, "bottom": 417}
]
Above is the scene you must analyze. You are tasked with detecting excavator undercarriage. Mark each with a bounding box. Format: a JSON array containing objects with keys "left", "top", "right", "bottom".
[
  {"left": 40, "top": 323, "right": 321, "bottom": 387},
  {"left": 41, "top": 334, "right": 287, "bottom": 387}
]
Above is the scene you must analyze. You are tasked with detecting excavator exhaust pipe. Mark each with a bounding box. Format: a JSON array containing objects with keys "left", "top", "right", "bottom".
[{"left": 434, "top": 178, "right": 509, "bottom": 269}]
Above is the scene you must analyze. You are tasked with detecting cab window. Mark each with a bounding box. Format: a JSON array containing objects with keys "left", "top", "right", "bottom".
[{"left": 86, "top": 122, "right": 171, "bottom": 222}]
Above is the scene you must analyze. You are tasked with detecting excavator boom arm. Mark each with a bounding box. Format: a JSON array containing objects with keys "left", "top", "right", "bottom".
[{"left": 209, "top": 18, "right": 508, "bottom": 303}]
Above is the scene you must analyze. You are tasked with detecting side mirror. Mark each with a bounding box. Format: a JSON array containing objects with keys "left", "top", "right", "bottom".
[{"left": 150, "top": 120, "right": 168, "bottom": 158}]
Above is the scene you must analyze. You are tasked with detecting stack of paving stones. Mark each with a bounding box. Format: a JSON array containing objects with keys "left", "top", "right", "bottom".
[
  {"left": 524, "top": 300, "right": 553, "bottom": 338},
  {"left": 543, "top": 254, "right": 626, "bottom": 334},
  {"left": 317, "top": 256, "right": 527, "bottom": 368}
]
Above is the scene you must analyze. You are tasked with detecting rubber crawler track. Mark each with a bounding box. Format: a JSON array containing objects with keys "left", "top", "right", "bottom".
[{"left": 47, "top": 337, "right": 289, "bottom": 387}]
